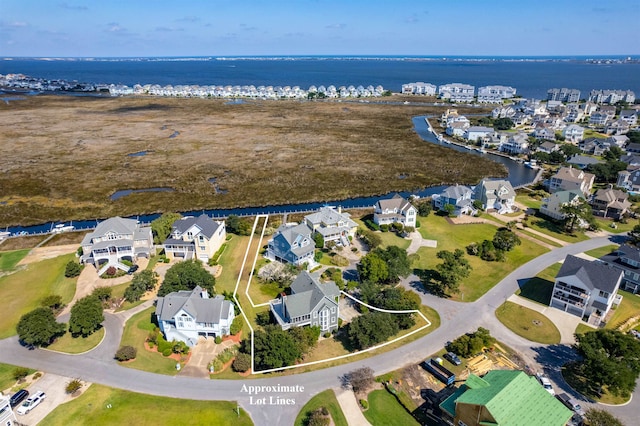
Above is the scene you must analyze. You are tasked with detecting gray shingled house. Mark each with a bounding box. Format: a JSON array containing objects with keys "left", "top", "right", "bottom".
[
  {"left": 155, "top": 286, "right": 235, "bottom": 346},
  {"left": 266, "top": 223, "right": 315, "bottom": 267},
  {"left": 270, "top": 271, "right": 340, "bottom": 332}
]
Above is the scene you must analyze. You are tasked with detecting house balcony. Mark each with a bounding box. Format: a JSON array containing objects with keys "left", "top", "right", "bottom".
[
  {"left": 555, "top": 282, "right": 588, "bottom": 298},
  {"left": 552, "top": 292, "right": 585, "bottom": 308}
]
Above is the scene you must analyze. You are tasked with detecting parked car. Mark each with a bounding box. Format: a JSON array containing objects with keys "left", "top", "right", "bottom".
[
  {"left": 556, "top": 393, "right": 585, "bottom": 417},
  {"left": 443, "top": 351, "right": 462, "bottom": 366},
  {"left": 16, "top": 391, "right": 46, "bottom": 415},
  {"left": 127, "top": 265, "right": 139, "bottom": 275},
  {"left": 9, "top": 389, "right": 29, "bottom": 407},
  {"left": 536, "top": 373, "right": 555, "bottom": 395}
]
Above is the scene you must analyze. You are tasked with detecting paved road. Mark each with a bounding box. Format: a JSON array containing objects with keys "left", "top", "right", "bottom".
[{"left": 0, "top": 234, "right": 635, "bottom": 425}]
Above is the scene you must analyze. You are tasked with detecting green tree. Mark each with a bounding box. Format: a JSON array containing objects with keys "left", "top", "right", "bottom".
[
  {"left": 357, "top": 252, "right": 389, "bottom": 284},
  {"left": 561, "top": 199, "right": 593, "bottom": 233},
  {"left": 91, "top": 286, "right": 112, "bottom": 302},
  {"left": 415, "top": 199, "right": 432, "bottom": 216},
  {"left": 124, "top": 269, "right": 158, "bottom": 302},
  {"left": 371, "top": 287, "right": 419, "bottom": 329},
  {"left": 434, "top": 249, "right": 472, "bottom": 294},
  {"left": 348, "top": 312, "right": 399, "bottom": 350},
  {"left": 573, "top": 329, "right": 640, "bottom": 397},
  {"left": 64, "top": 260, "right": 82, "bottom": 278},
  {"left": 16, "top": 307, "right": 66, "bottom": 346},
  {"left": 492, "top": 228, "right": 521, "bottom": 252},
  {"left": 358, "top": 229, "right": 382, "bottom": 250},
  {"left": 603, "top": 146, "right": 624, "bottom": 161},
  {"left": 375, "top": 246, "right": 411, "bottom": 283},
  {"left": 494, "top": 118, "right": 514, "bottom": 130},
  {"left": 40, "top": 294, "right": 64, "bottom": 311},
  {"left": 232, "top": 352, "right": 251, "bottom": 372},
  {"left": 313, "top": 233, "right": 324, "bottom": 249},
  {"left": 586, "top": 160, "right": 627, "bottom": 183},
  {"left": 230, "top": 316, "right": 243, "bottom": 335},
  {"left": 69, "top": 295, "right": 104, "bottom": 337},
  {"left": 560, "top": 144, "right": 581, "bottom": 157},
  {"left": 629, "top": 224, "right": 640, "bottom": 246},
  {"left": 443, "top": 203, "right": 456, "bottom": 217},
  {"left": 158, "top": 260, "right": 215, "bottom": 297},
  {"left": 253, "top": 325, "right": 302, "bottom": 370},
  {"left": 150, "top": 212, "right": 182, "bottom": 244},
  {"left": 583, "top": 408, "right": 624, "bottom": 426},
  {"left": 226, "top": 215, "right": 252, "bottom": 236}
]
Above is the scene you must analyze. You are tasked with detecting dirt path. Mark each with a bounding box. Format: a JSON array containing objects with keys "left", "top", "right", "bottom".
[{"left": 17, "top": 244, "right": 78, "bottom": 265}]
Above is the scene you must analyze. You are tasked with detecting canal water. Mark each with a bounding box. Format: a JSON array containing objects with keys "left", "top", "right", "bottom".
[{"left": 5, "top": 116, "right": 537, "bottom": 235}]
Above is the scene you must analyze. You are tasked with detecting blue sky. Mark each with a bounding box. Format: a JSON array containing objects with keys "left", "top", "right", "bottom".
[{"left": 1, "top": 0, "right": 638, "bottom": 57}]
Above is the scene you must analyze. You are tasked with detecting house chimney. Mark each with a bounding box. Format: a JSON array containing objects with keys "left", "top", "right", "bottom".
[
  {"left": 201, "top": 289, "right": 209, "bottom": 299},
  {"left": 281, "top": 293, "right": 287, "bottom": 318},
  {"left": 338, "top": 206, "right": 342, "bottom": 214}
]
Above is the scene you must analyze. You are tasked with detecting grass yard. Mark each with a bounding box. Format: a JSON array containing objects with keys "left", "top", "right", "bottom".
[
  {"left": 584, "top": 245, "right": 618, "bottom": 259},
  {"left": 414, "top": 215, "right": 548, "bottom": 302},
  {"left": 376, "top": 231, "right": 411, "bottom": 250},
  {"left": 118, "top": 307, "right": 182, "bottom": 375},
  {"left": 109, "top": 281, "right": 147, "bottom": 312},
  {"left": 363, "top": 389, "right": 420, "bottom": 426},
  {"left": 0, "top": 363, "right": 36, "bottom": 392},
  {"left": 0, "top": 253, "right": 77, "bottom": 339},
  {"left": 515, "top": 193, "right": 542, "bottom": 210},
  {"left": 574, "top": 323, "right": 596, "bottom": 336},
  {"left": 527, "top": 217, "right": 589, "bottom": 243},
  {"left": 594, "top": 218, "right": 638, "bottom": 234},
  {"left": 495, "top": 302, "right": 561, "bottom": 344},
  {"left": 605, "top": 290, "right": 640, "bottom": 330},
  {"left": 516, "top": 263, "right": 562, "bottom": 305},
  {"left": 214, "top": 235, "right": 250, "bottom": 295},
  {"left": 40, "top": 383, "right": 253, "bottom": 426},
  {"left": 47, "top": 328, "right": 105, "bottom": 354},
  {"left": 294, "top": 389, "right": 348, "bottom": 426},
  {"left": 0, "top": 249, "right": 29, "bottom": 271}
]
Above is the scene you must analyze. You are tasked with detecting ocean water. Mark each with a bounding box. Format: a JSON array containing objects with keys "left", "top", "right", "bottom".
[{"left": 1, "top": 57, "right": 639, "bottom": 99}]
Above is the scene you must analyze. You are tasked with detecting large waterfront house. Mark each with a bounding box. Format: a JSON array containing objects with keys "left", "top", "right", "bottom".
[
  {"left": 266, "top": 223, "right": 315, "bottom": 267},
  {"left": 80, "top": 216, "right": 153, "bottom": 276},
  {"left": 498, "top": 132, "right": 529, "bottom": 155},
  {"left": 601, "top": 244, "right": 640, "bottom": 294},
  {"left": 304, "top": 206, "right": 358, "bottom": 248},
  {"left": 476, "top": 85, "right": 517, "bottom": 103},
  {"left": 163, "top": 214, "right": 226, "bottom": 263},
  {"left": 472, "top": 179, "right": 516, "bottom": 214},
  {"left": 155, "top": 286, "right": 235, "bottom": 346},
  {"left": 548, "top": 166, "right": 595, "bottom": 197},
  {"left": 438, "top": 83, "right": 475, "bottom": 102},
  {"left": 539, "top": 191, "right": 585, "bottom": 221},
  {"left": 589, "top": 89, "right": 636, "bottom": 105},
  {"left": 373, "top": 194, "right": 417, "bottom": 228},
  {"left": 440, "top": 370, "right": 572, "bottom": 426},
  {"left": 619, "top": 109, "right": 638, "bottom": 127},
  {"left": 433, "top": 185, "right": 476, "bottom": 217},
  {"left": 270, "top": 271, "right": 340, "bottom": 332},
  {"left": 547, "top": 88, "right": 581, "bottom": 103},
  {"left": 590, "top": 187, "right": 631, "bottom": 219},
  {"left": 550, "top": 255, "right": 623, "bottom": 325},
  {"left": 401, "top": 82, "right": 436, "bottom": 95},
  {"left": 464, "top": 126, "right": 494, "bottom": 142}
]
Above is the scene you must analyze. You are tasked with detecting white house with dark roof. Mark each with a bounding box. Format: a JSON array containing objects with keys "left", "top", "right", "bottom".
[
  {"left": 155, "top": 286, "right": 235, "bottom": 346},
  {"left": 601, "top": 244, "right": 640, "bottom": 294},
  {"left": 304, "top": 206, "right": 357, "bottom": 247},
  {"left": 373, "top": 194, "right": 417, "bottom": 228},
  {"left": 270, "top": 271, "right": 340, "bottom": 332},
  {"left": 619, "top": 109, "right": 638, "bottom": 127},
  {"left": 550, "top": 255, "right": 623, "bottom": 325},
  {"left": 433, "top": 185, "right": 476, "bottom": 217},
  {"left": 266, "top": 223, "right": 315, "bottom": 267},
  {"left": 80, "top": 216, "right": 153, "bottom": 276},
  {"left": 472, "top": 179, "right": 516, "bottom": 214},
  {"left": 163, "top": 214, "right": 226, "bottom": 263}
]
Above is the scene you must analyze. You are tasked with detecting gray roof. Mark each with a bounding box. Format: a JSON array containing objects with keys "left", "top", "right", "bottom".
[
  {"left": 172, "top": 214, "right": 221, "bottom": 239},
  {"left": 549, "top": 190, "right": 583, "bottom": 204},
  {"left": 284, "top": 271, "right": 339, "bottom": 319},
  {"left": 155, "top": 286, "right": 232, "bottom": 324},
  {"left": 82, "top": 216, "right": 139, "bottom": 246},
  {"left": 615, "top": 244, "right": 640, "bottom": 263},
  {"left": 567, "top": 155, "right": 603, "bottom": 166},
  {"left": 441, "top": 185, "right": 472, "bottom": 200},
  {"left": 467, "top": 126, "right": 494, "bottom": 133},
  {"left": 556, "top": 255, "right": 622, "bottom": 294},
  {"left": 376, "top": 194, "right": 414, "bottom": 213},
  {"left": 305, "top": 207, "right": 357, "bottom": 229},
  {"left": 473, "top": 179, "right": 515, "bottom": 200}
]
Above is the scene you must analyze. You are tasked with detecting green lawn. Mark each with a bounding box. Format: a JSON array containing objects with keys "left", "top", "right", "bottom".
[
  {"left": 0, "top": 253, "right": 77, "bottom": 339},
  {"left": 118, "top": 307, "right": 182, "bottom": 375},
  {"left": 0, "top": 363, "right": 36, "bottom": 391},
  {"left": 606, "top": 290, "right": 640, "bottom": 330},
  {"left": 414, "top": 215, "right": 548, "bottom": 302},
  {"left": 594, "top": 218, "right": 638, "bottom": 234},
  {"left": 495, "top": 302, "right": 561, "bottom": 344},
  {"left": 584, "top": 245, "right": 618, "bottom": 259},
  {"left": 0, "top": 249, "right": 30, "bottom": 271},
  {"left": 527, "top": 217, "right": 589, "bottom": 243},
  {"left": 109, "top": 281, "right": 148, "bottom": 312},
  {"left": 294, "top": 389, "right": 348, "bottom": 426},
  {"left": 47, "top": 328, "right": 105, "bottom": 354},
  {"left": 215, "top": 235, "right": 250, "bottom": 295},
  {"left": 516, "top": 263, "right": 562, "bottom": 305},
  {"left": 574, "top": 323, "right": 596, "bottom": 336},
  {"left": 376, "top": 231, "right": 411, "bottom": 250},
  {"left": 363, "top": 389, "right": 420, "bottom": 426},
  {"left": 515, "top": 193, "right": 542, "bottom": 210},
  {"left": 40, "top": 384, "right": 253, "bottom": 426}
]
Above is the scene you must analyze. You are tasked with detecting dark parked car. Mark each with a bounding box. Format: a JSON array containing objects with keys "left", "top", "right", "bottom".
[
  {"left": 9, "top": 389, "right": 29, "bottom": 407},
  {"left": 127, "top": 265, "right": 139, "bottom": 275},
  {"left": 443, "top": 351, "right": 462, "bottom": 366}
]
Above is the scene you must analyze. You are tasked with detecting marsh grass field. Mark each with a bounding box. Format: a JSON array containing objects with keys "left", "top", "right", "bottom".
[{"left": 0, "top": 95, "right": 500, "bottom": 227}]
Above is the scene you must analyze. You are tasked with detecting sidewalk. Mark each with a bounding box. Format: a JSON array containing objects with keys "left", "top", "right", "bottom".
[{"left": 334, "top": 387, "right": 371, "bottom": 426}]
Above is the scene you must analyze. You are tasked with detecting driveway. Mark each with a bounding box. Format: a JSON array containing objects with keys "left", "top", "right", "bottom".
[{"left": 178, "top": 337, "right": 238, "bottom": 378}]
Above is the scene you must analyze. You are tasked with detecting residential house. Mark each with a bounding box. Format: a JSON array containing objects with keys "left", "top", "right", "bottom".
[
  {"left": 440, "top": 370, "right": 572, "bottom": 426},
  {"left": 80, "top": 216, "right": 153, "bottom": 276},
  {"left": 540, "top": 191, "right": 585, "bottom": 221},
  {"left": 373, "top": 194, "right": 417, "bottom": 228},
  {"left": 438, "top": 83, "right": 475, "bottom": 102},
  {"left": 499, "top": 132, "right": 529, "bottom": 155},
  {"left": 550, "top": 255, "right": 623, "bottom": 324},
  {"left": 579, "top": 137, "right": 610, "bottom": 156},
  {"left": 401, "top": 82, "right": 436, "bottom": 95},
  {"left": 266, "top": 223, "right": 315, "bottom": 267},
  {"left": 491, "top": 105, "right": 515, "bottom": 119},
  {"left": 605, "top": 119, "right": 630, "bottom": 135},
  {"left": 472, "top": 179, "right": 516, "bottom": 213},
  {"left": 433, "top": 185, "right": 476, "bottom": 216},
  {"left": 607, "top": 135, "right": 629, "bottom": 149},
  {"left": 567, "top": 154, "right": 604, "bottom": 170},
  {"left": 464, "top": 126, "right": 494, "bottom": 142},
  {"left": 589, "top": 111, "right": 612, "bottom": 126},
  {"left": 562, "top": 124, "right": 585, "bottom": 143},
  {"left": 511, "top": 111, "right": 530, "bottom": 126},
  {"left": 619, "top": 109, "right": 638, "bottom": 127},
  {"left": 590, "top": 187, "right": 631, "bottom": 219},
  {"left": 617, "top": 168, "right": 640, "bottom": 192},
  {"left": 601, "top": 244, "right": 640, "bottom": 294},
  {"left": 477, "top": 85, "right": 517, "bottom": 103},
  {"left": 532, "top": 123, "right": 556, "bottom": 140},
  {"left": 304, "top": 206, "right": 358, "bottom": 247},
  {"left": 155, "top": 286, "right": 235, "bottom": 346},
  {"left": 163, "top": 215, "right": 226, "bottom": 263},
  {"left": 626, "top": 143, "right": 640, "bottom": 154},
  {"left": 589, "top": 89, "right": 636, "bottom": 104},
  {"left": 536, "top": 141, "right": 559, "bottom": 154},
  {"left": 446, "top": 121, "right": 469, "bottom": 137},
  {"left": 548, "top": 166, "right": 595, "bottom": 196},
  {"left": 547, "top": 88, "right": 581, "bottom": 103},
  {"left": 270, "top": 271, "right": 340, "bottom": 332},
  {"left": 0, "top": 395, "right": 18, "bottom": 426},
  {"left": 621, "top": 154, "right": 640, "bottom": 166}
]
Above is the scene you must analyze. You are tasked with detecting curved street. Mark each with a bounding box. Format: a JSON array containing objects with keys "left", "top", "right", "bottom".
[{"left": 0, "top": 234, "right": 636, "bottom": 425}]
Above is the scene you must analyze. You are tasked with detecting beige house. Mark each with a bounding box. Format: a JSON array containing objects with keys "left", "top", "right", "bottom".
[
  {"left": 540, "top": 191, "right": 585, "bottom": 221},
  {"left": 548, "top": 166, "right": 595, "bottom": 197},
  {"left": 163, "top": 214, "right": 226, "bottom": 263}
]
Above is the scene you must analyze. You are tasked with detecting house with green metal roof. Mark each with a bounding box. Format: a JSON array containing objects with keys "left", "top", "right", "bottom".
[{"left": 440, "top": 370, "right": 572, "bottom": 426}]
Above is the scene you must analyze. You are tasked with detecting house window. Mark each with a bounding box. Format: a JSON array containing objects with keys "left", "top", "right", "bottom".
[
  {"left": 319, "top": 309, "right": 329, "bottom": 331},
  {"left": 313, "top": 311, "right": 317, "bottom": 318},
  {"left": 199, "top": 235, "right": 204, "bottom": 242},
  {"left": 331, "top": 307, "right": 336, "bottom": 313},
  {"left": 599, "top": 291, "right": 609, "bottom": 298},
  {"left": 408, "top": 210, "right": 414, "bottom": 216},
  {"left": 200, "top": 246, "right": 206, "bottom": 251}
]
